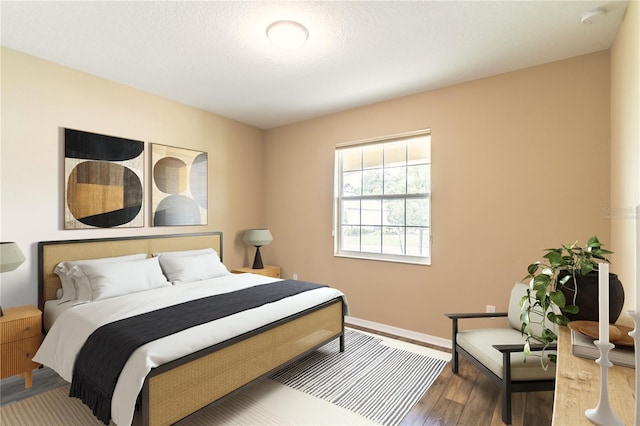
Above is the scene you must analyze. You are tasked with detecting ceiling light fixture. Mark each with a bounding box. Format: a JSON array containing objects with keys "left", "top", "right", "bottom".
[
  {"left": 580, "top": 7, "right": 607, "bottom": 24},
  {"left": 266, "top": 20, "right": 309, "bottom": 50}
]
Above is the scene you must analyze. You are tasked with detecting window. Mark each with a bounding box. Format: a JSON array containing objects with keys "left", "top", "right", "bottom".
[{"left": 334, "top": 130, "right": 431, "bottom": 265}]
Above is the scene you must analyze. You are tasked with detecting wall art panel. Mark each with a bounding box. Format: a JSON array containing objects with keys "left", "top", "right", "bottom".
[
  {"left": 64, "top": 128, "right": 144, "bottom": 229},
  {"left": 151, "top": 144, "right": 208, "bottom": 226}
]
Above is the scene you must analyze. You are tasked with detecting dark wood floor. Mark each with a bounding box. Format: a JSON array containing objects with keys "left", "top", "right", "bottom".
[
  {"left": 401, "top": 355, "right": 554, "bottom": 426},
  {"left": 0, "top": 367, "right": 66, "bottom": 406},
  {"left": 349, "top": 324, "right": 554, "bottom": 426}
]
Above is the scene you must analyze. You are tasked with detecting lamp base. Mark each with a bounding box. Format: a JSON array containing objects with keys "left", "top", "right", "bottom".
[{"left": 252, "top": 246, "right": 264, "bottom": 269}]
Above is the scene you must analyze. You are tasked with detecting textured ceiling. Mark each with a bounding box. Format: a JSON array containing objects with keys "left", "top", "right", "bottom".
[{"left": 0, "top": 1, "right": 629, "bottom": 129}]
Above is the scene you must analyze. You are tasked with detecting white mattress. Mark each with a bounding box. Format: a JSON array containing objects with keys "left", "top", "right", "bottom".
[
  {"left": 43, "top": 299, "right": 76, "bottom": 331},
  {"left": 34, "top": 274, "right": 346, "bottom": 426}
]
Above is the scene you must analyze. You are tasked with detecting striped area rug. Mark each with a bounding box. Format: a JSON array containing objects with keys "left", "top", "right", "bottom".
[{"left": 271, "top": 329, "right": 450, "bottom": 426}]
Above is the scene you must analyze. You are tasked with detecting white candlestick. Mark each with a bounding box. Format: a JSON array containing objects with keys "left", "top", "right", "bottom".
[
  {"left": 636, "top": 205, "right": 640, "bottom": 312},
  {"left": 599, "top": 263, "right": 609, "bottom": 343},
  {"left": 628, "top": 311, "right": 640, "bottom": 426},
  {"left": 585, "top": 340, "right": 623, "bottom": 426}
]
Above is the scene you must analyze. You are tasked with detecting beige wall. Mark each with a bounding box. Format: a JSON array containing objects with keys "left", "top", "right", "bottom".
[
  {"left": 610, "top": 0, "right": 640, "bottom": 329},
  {"left": 0, "top": 48, "right": 264, "bottom": 307},
  {"left": 264, "top": 52, "right": 612, "bottom": 340}
]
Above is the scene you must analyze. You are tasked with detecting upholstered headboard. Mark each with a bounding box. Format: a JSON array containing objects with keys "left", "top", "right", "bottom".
[{"left": 37, "top": 232, "right": 223, "bottom": 310}]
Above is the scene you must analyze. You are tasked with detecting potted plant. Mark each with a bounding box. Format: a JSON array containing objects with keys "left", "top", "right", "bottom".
[{"left": 520, "top": 236, "right": 622, "bottom": 363}]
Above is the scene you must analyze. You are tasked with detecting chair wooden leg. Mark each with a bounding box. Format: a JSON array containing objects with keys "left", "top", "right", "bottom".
[
  {"left": 451, "top": 318, "right": 459, "bottom": 374},
  {"left": 452, "top": 348, "right": 459, "bottom": 373},
  {"left": 501, "top": 384, "right": 512, "bottom": 424},
  {"left": 502, "top": 351, "right": 512, "bottom": 424}
]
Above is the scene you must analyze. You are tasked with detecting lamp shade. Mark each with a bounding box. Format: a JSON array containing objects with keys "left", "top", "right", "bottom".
[
  {"left": 243, "top": 229, "right": 273, "bottom": 247},
  {"left": 0, "top": 242, "right": 26, "bottom": 273}
]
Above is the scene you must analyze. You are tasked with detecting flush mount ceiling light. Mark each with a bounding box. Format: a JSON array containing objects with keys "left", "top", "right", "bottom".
[
  {"left": 266, "top": 20, "right": 309, "bottom": 49},
  {"left": 580, "top": 7, "right": 607, "bottom": 24}
]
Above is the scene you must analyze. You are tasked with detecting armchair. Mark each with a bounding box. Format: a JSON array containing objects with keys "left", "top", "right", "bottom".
[{"left": 445, "top": 282, "right": 557, "bottom": 425}]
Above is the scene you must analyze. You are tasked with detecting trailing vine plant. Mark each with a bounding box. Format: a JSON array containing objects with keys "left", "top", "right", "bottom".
[{"left": 520, "top": 236, "right": 613, "bottom": 366}]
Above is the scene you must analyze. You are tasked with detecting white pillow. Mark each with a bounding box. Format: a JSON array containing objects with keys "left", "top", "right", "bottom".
[
  {"left": 159, "top": 252, "right": 230, "bottom": 284},
  {"left": 152, "top": 248, "right": 215, "bottom": 258},
  {"left": 73, "top": 257, "right": 170, "bottom": 302},
  {"left": 54, "top": 253, "right": 147, "bottom": 302}
]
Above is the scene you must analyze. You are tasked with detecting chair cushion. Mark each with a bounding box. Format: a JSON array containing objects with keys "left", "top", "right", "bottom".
[{"left": 457, "top": 327, "right": 556, "bottom": 381}]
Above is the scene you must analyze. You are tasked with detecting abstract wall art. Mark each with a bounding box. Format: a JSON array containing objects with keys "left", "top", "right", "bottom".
[
  {"left": 151, "top": 144, "right": 208, "bottom": 226},
  {"left": 64, "top": 128, "right": 144, "bottom": 229}
]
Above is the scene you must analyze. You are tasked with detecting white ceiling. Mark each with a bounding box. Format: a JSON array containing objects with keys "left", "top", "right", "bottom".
[{"left": 1, "top": 1, "right": 628, "bottom": 130}]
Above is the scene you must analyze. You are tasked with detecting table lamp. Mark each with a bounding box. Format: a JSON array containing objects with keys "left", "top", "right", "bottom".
[
  {"left": 0, "top": 242, "right": 26, "bottom": 316},
  {"left": 243, "top": 229, "right": 273, "bottom": 269}
]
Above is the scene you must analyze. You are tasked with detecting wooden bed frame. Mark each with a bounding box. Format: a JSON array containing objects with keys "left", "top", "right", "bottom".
[{"left": 38, "top": 232, "right": 345, "bottom": 426}]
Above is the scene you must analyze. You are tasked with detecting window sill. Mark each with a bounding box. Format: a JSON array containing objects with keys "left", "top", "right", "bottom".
[{"left": 334, "top": 253, "right": 431, "bottom": 266}]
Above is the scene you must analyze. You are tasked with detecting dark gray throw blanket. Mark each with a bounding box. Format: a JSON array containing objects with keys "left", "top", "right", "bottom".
[{"left": 70, "top": 279, "right": 327, "bottom": 425}]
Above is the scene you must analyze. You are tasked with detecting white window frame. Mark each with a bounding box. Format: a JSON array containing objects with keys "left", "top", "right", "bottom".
[{"left": 333, "top": 129, "right": 431, "bottom": 265}]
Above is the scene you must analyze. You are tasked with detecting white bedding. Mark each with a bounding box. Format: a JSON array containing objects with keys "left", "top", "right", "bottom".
[{"left": 34, "top": 273, "right": 346, "bottom": 426}]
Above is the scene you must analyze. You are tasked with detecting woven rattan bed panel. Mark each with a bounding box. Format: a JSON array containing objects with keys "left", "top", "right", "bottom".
[
  {"left": 38, "top": 232, "right": 222, "bottom": 309},
  {"left": 144, "top": 299, "right": 343, "bottom": 426}
]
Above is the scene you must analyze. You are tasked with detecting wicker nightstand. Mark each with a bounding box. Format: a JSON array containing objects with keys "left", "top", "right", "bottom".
[{"left": 0, "top": 305, "right": 42, "bottom": 388}]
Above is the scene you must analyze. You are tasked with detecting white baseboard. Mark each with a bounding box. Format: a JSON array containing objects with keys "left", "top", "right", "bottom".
[{"left": 345, "top": 316, "right": 452, "bottom": 350}]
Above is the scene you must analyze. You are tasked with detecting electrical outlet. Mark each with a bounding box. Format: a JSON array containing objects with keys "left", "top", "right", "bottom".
[
  {"left": 486, "top": 305, "right": 496, "bottom": 313},
  {"left": 292, "top": 273, "right": 298, "bottom": 280}
]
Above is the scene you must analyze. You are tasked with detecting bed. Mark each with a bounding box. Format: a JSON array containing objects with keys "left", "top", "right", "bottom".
[{"left": 35, "top": 232, "right": 346, "bottom": 426}]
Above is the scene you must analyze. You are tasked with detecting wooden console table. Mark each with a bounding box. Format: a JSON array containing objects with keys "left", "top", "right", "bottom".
[{"left": 552, "top": 326, "right": 635, "bottom": 425}]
